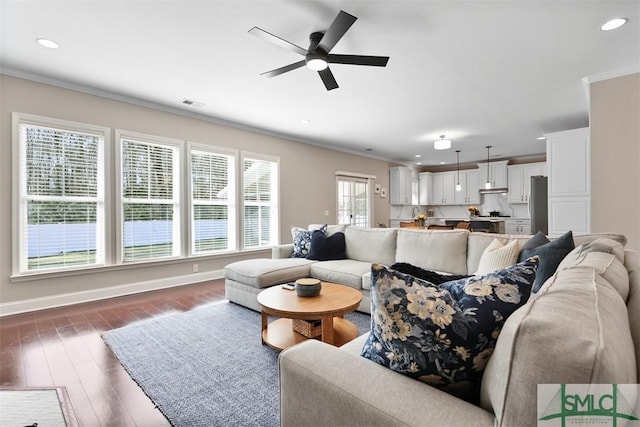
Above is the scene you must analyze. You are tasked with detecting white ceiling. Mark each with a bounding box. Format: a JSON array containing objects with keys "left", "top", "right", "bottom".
[{"left": 1, "top": 1, "right": 639, "bottom": 167}]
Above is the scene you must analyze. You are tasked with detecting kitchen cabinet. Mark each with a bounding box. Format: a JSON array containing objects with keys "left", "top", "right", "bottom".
[
  {"left": 505, "top": 219, "right": 531, "bottom": 235},
  {"left": 390, "top": 166, "right": 417, "bottom": 205},
  {"left": 454, "top": 170, "right": 480, "bottom": 205},
  {"left": 546, "top": 128, "right": 590, "bottom": 236},
  {"left": 508, "top": 162, "right": 547, "bottom": 204},
  {"left": 432, "top": 172, "right": 456, "bottom": 205},
  {"left": 418, "top": 172, "right": 432, "bottom": 205},
  {"left": 477, "top": 160, "right": 508, "bottom": 189}
]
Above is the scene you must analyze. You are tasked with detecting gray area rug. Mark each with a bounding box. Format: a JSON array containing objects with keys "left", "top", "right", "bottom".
[{"left": 103, "top": 301, "right": 371, "bottom": 427}]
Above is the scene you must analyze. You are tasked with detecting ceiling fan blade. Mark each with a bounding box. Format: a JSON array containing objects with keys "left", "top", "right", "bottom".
[
  {"left": 318, "top": 68, "right": 339, "bottom": 91},
  {"left": 248, "top": 27, "right": 308, "bottom": 57},
  {"left": 317, "top": 10, "right": 357, "bottom": 53},
  {"left": 328, "top": 54, "right": 389, "bottom": 67},
  {"left": 261, "top": 60, "right": 306, "bottom": 77}
]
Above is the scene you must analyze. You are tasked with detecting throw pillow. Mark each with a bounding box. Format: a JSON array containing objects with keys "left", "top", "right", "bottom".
[
  {"left": 519, "top": 230, "right": 574, "bottom": 292},
  {"left": 389, "top": 262, "right": 471, "bottom": 284},
  {"left": 474, "top": 239, "right": 520, "bottom": 275},
  {"left": 517, "top": 230, "right": 550, "bottom": 262},
  {"left": 361, "top": 258, "right": 538, "bottom": 401},
  {"left": 307, "top": 230, "right": 347, "bottom": 261},
  {"left": 290, "top": 224, "right": 327, "bottom": 258}
]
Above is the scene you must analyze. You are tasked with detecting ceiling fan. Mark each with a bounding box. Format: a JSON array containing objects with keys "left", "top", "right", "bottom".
[{"left": 249, "top": 10, "right": 389, "bottom": 91}]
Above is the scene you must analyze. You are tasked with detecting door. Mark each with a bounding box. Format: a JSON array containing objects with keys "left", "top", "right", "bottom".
[{"left": 337, "top": 176, "right": 370, "bottom": 227}]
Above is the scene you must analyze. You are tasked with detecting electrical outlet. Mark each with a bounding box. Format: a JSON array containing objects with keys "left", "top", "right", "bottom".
[{"left": 193, "top": 264, "right": 198, "bottom": 273}]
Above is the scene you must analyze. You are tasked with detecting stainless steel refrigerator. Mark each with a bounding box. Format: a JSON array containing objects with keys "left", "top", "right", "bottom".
[{"left": 529, "top": 176, "right": 548, "bottom": 234}]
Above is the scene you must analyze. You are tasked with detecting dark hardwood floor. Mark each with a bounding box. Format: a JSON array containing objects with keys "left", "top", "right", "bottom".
[{"left": 0, "top": 279, "right": 226, "bottom": 426}]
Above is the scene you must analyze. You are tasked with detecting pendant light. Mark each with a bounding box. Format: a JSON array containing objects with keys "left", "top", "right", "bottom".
[
  {"left": 455, "top": 150, "right": 462, "bottom": 191},
  {"left": 485, "top": 145, "right": 492, "bottom": 189}
]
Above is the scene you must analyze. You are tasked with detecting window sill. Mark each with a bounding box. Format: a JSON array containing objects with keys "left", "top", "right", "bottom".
[{"left": 10, "top": 247, "right": 272, "bottom": 282}]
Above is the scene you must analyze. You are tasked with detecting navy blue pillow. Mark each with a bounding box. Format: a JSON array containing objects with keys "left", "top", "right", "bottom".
[
  {"left": 307, "top": 230, "right": 347, "bottom": 261},
  {"left": 519, "top": 230, "right": 574, "bottom": 292}
]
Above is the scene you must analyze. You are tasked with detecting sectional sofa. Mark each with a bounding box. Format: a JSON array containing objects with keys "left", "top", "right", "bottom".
[{"left": 224, "top": 225, "right": 640, "bottom": 427}]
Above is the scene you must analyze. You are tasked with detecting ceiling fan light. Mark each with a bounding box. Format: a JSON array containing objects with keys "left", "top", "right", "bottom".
[{"left": 306, "top": 58, "right": 328, "bottom": 71}]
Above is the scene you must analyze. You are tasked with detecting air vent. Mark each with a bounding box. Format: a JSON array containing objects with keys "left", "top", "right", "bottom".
[{"left": 181, "top": 99, "right": 205, "bottom": 108}]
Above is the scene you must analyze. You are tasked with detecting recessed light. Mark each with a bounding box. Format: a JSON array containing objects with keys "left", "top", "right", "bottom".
[
  {"left": 416, "top": 162, "right": 422, "bottom": 165},
  {"left": 440, "top": 161, "right": 446, "bottom": 165},
  {"left": 537, "top": 136, "right": 547, "bottom": 141},
  {"left": 600, "top": 18, "right": 628, "bottom": 31},
  {"left": 415, "top": 154, "right": 422, "bottom": 158},
  {"left": 36, "top": 38, "right": 59, "bottom": 49},
  {"left": 300, "top": 119, "right": 311, "bottom": 124}
]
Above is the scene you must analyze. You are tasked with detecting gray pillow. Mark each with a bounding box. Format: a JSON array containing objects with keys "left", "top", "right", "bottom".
[
  {"left": 517, "top": 231, "right": 550, "bottom": 262},
  {"left": 519, "top": 230, "right": 574, "bottom": 292}
]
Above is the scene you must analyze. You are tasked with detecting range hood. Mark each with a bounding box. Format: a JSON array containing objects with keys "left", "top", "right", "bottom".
[{"left": 479, "top": 187, "right": 508, "bottom": 195}]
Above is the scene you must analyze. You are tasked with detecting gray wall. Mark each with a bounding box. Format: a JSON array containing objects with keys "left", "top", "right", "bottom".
[
  {"left": 0, "top": 75, "right": 391, "bottom": 311},
  {"left": 590, "top": 72, "right": 640, "bottom": 251}
]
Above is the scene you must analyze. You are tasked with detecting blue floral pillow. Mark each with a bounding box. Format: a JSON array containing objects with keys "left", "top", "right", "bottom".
[
  {"left": 291, "top": 224, "right": 327, "bottom": 258},
  {"left": 361, "top": 257, "right": 538, "bottom": 400}
]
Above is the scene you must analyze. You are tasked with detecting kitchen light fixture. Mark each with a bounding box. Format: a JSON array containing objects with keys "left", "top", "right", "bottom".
[
  {"left": 36, "top": 38, "right": 59, "bottom": 49},
  {"left": 455, "top": 150, "right": 462, "bottom": 191},
  {"left": 600, "top": 18, "right": 628, "bottom": 31},
  {"left": 484, "top": 145, "right": 492, "bottom": 189},
  {"left": 434, "top": 135, "right": 451, "bottom": 150}
]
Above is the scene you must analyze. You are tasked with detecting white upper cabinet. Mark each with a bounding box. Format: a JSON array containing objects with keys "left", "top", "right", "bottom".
[
  {"left": 390, "top": 166, "right": 417, "bottom": 205},
  {"left": 508, "top": 162, "right": 547, "bottom": 203},
  {"left": 418, "top": 172, "right": 432, "bottom": 205},
  {"left": 454, "top": 170, "right": 480, "bottom": 205},
  {"left": 477, "top": 160, "right": 508, "bottom": 189},
  {"left": 432, "top": 172, "right": 456, "bottom": 205}
]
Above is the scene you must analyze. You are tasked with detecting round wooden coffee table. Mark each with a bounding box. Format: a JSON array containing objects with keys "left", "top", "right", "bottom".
[{"left": 257, "top": 282, "right": 362, "bottom": 351}]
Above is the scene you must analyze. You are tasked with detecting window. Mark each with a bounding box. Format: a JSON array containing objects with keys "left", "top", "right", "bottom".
[
  {"left": 337, "top": 175, "right": 371, "bottom": 227},
  {"left": 242, "top": 155, "right": 278, "bottom": 248},
  {"left": 118, "top": 132, "right": 181, "bottom": 262},
  {"left": 190, "top": 145, "right": 236, "bottom": 254},
  {"left": 14, "top": 113, "right": 107, "bottom": 274}
]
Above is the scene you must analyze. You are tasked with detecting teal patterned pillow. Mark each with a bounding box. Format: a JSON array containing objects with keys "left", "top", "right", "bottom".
[
  {"left": 290, "top": 224, "right": 327, "bottom": 258},
  {"left": 361, "top": 258, "right": 538, "bottom": 400}
]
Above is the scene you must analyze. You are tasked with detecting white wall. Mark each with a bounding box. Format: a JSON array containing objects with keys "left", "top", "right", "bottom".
[{"left": 0, "top": 75, "right": 391, "bottom": 314}]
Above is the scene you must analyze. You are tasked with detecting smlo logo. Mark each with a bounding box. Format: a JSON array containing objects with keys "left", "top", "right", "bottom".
[{"left": 538, "top": 384, "right": 640, "bottom": 427}]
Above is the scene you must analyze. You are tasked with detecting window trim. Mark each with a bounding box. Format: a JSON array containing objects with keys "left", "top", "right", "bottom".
[
  {"left": 115, "top": 129, "right": 183, "bottom": 264},
  {"left": 12, "top": 112, "right": 111, "bottom": 276}
]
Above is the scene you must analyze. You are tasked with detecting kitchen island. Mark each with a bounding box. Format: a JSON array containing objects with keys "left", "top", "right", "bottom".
[{"left": 444, "top": 218, "right": 506, "bottom": 234}]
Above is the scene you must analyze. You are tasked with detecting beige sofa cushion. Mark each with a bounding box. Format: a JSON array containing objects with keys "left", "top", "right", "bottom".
[
  {"left": 310, "top": 260, "right": 371, "bottom": 290},
  {"left": 344, "top": 226, "right": 397, "bottom": 266},
  {"left": 224, "top": 258, "right": 314, "bottom": 288},
  {"left": 395, "top": 229, "right": 469, "bottom": 275},
  {"left": 467, "top": 233, "right": 530, "bottom": 274},
  {"left": 480, "top": 267, "right": 637, "bottom": 427}
]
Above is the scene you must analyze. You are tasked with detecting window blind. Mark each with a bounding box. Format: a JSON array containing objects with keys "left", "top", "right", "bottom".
[
  {"left": 19, "top": 122, "right": 105, "bottom": 272},
  {"left": 243, "top": 157, "right": 278, "bottom": 248},
  {"left": 121, "top": 137, "right": 180, "bottom": 261},
  {"left": 191, "top": 149, "right": 235, "bottom": 253}
]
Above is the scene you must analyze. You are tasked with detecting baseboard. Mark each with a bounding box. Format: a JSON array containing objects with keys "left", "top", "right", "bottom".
[{"left": 0, "top": 269, "right": 225, "bottom": 317}]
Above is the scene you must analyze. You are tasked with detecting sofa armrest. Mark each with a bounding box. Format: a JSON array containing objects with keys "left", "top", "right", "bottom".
[
  {"left": 279, "top": 340, "right": 495, "bottom": 427},
  {"left": 272, "top": 244, "right": 293, "bottom": 259}
]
